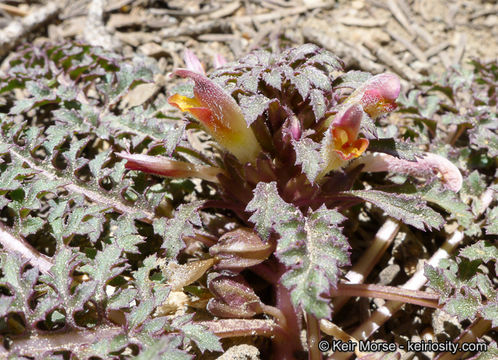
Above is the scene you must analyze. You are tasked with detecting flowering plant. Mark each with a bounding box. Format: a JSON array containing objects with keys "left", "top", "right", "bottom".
[{"left": 0, "top": 42, "right": 495, "bottom": 359}]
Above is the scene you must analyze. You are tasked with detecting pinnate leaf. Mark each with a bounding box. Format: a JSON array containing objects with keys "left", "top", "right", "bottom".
[
  {"left": 347, "top": 189, "right": 444, "bottom": 230},
  {"left": 153, "top": 201, "right": 203, "bottom": 258},
  {"left": 246, "top": 182, "right": 297, "bottom": 240},
  {"left": 367, "top": 138, "right": 423, "bottom": 161},
  {"left": 278, "top": 206, "right": 349, "bottom": 319},
  {"left": 292, "top": 137, "right": 322, "bottom": 183}
]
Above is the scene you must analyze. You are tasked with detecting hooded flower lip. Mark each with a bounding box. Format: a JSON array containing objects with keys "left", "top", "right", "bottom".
[
  {"left": 168, "top": 69, "right": 262, "bottom": 164},
  {"left": 330, "top": 105, "right": 369, "bottom": 161},
  {"left": 319, "top": 104, "right": 370, "bottom": 178},
  {"left": 117, "top": 152, "right": 224, "bottom": 183},
  {"left": 322, "top": 73, "right": 401, "bottom": 131},
  {"left": 358, "top": 73, "right": 401, "bottom": 119}
]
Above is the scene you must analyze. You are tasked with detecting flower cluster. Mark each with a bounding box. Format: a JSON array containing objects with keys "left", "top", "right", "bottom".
[{"left": 123, "top": 45, "right": 461, "bottom": 199}]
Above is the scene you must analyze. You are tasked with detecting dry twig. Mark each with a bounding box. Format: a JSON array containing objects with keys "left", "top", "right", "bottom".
[
  {"left": 0, "top": 3, "right": 28, "bottom": 17},
  {"left": 386, "top": 28, "right": 427, "bottom": 62},
  {"left": 302, "top": 27, "right": 384, "bottom": 74},
  {"left": 0, "top": 2, "right": 61, "bottom": 57},
  {"left": 364, "top": 41, "right": 423, "bottom": 82}
]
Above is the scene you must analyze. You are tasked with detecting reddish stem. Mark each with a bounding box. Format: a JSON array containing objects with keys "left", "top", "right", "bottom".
[{"left": 274, "top": 262, "right": 303, "bottom": 360}]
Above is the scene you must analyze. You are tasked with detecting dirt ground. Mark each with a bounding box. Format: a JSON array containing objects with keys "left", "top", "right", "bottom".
[{"left": 0, "top": 1, "right": 496, "bottom": 359}]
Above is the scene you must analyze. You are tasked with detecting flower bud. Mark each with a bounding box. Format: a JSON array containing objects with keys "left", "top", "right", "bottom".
[
  {"left": 183, "top": 49, "right": 205, "bottom": 74},
  {"left": 207, "top": 273, "right": 262, "bottom": 318},
  {"left": 117, "top": 152, "right": 224, "bottom": 183},
  {"left": 209, "top": 228, "right": 273, "bottom": 270},
  {"left": 322, "top": 73, "right": 401, "bottom": 130}
]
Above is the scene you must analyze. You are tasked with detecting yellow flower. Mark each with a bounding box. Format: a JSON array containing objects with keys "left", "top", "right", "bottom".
[
  {"left": 319, "top": 105, "right": 369, "bottom": 177},
  {"left": 168, "top": 69, "right": 261, "bottom": 164}
]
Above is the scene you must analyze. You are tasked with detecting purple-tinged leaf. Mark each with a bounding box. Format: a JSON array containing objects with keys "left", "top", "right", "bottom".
[
  {"left": 171, "top": 314, "right": 223, "bottom": 353},
  {"left": 424, "top": 264, "right": 453, "bottom": 302},
  {"left": 334, "top": 71, "right": 372, "bottom": 89},
  {"left": 153, "top": 201, "right": 203, "bottom": 259},
  {"left": 480, "top": 301, "right": 498, "bottom": 327},
  {"left": 346, "top": 189, "right": 444, "bottom": 230},
  {"left": 246, "top": 182, "right": 298, "bottom": 241},
  {"left": 238, "top": 94, "right": 272, "bottom": 126},
  {"left": 366, "top": 138, "right": 423, "bottom": 161},
  {"left": 443, "top": 287, "right": 480, "bottom": 321},
  {"left": 262, "top": 69, "right": 282, "bottom": 90},
  {"left": 309, "top": 89, "right": 327, "bottom": 120},
  {"left": 278, "top": 206, "right": 349, "bottom": 319},
  {"left": 459, "top": 241, "right": 498, "bottom": 264},
  {"left": 292, "top": 137, "right": 322, "bottom": 183}
]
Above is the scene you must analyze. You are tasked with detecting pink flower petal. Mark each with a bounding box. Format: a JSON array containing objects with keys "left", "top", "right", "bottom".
[
  {"left": 356, "top": 152, "right": 463, "bottom": 192},
  {"left": 117, "top": 152, "right": 224, "bottom": 183}
]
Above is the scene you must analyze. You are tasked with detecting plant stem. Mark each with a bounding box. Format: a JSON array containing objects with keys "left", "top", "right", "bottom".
[
  {"left": 319, "top": 319, "right": 366, "bottom": 358},
  {"left": 8, "top": 326, "right": 123, "bottom": 357},
  {"left": 306, "top": 312, "right": 322, "bottom": 360},
  {"left": 434, "top": 318, "right": 492, "bottom": 360},
  {"left": 331, "top": 187, "right": 494, "bottom": 359},
  {"left": 0, "top": 223, "right": 53, "bottom": 274},
  {"left": 332, "top": 283, "right": 440, "bottom": 308},
  {"left": 260, "top": 304, "right": 288, "bottom": 329},
  {"left": 250, "top": 262, "right": 280, "bottom": 283},
  {"left": 274, "top": 262, "right": 303, "bottom": 360},
  {"left": 198, "top": 319, "right": 279, "bottom": 338}
]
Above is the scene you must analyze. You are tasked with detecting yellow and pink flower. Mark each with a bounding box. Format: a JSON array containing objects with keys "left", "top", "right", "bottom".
[
  {"left": 168, "top": 69, "right": 262, "bottom": 164},
  {"left": 319, "top": 104, "right": 370, "bottom": 177}
]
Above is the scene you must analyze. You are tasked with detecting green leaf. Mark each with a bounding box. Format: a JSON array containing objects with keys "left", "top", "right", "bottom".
[
  {"left": 309, "top": 89, "right": 327, "bottom": 120},
  {"left": 485, "top": 207, "right": 498, "bottom": 235},
  {"left": 292, "top": 137, "right": 322, "bottom": 183},
  {"left": 481, "top": 301, "right": 498, "bottom": 327},
  {"left": 153, "top": 201, "right": 203, "bottom": 258},
  {"left": 459, "top": 241, "right": 498, "bottom": 264},
  {"left": 0, "top": 165, "right": 37, "bottom": 192},
  {"left": 346, "top": 190, "right": 444, "bottom": 231},
  {"left": 111, "top": 214, "right": 145, "bottom": 253},
  {"left": 302, "top": 67, "right": 331, "bottom": 91},
  {"left": 239, "top": 94, "right": 271, "bottom": 125},
  {"left": 289, "top": 72, "right": 311, "bottom": 100},
  {"left": 48, "top": 202, "right": 110, "bottom": 245},
  {"left": 367, "top": 138, "right": 423, "bottom": 161},
  {"left": 132, "top": 336, "right": 192, "bottom": 360},
  {"left": 19, "top": 216, "right": 44, "bottom": 236},
  {"left": 262, "top": 69, "right": 282, "bottom": 90},
  {"left": 108, "top": 288, "right": 138, "bottom": 310},
  {"left": 470, "top": 341, "right": 498, "bottom": 360},
  {"left": 418, "top": 182, "right": 473, "bottom": 228},
  {"left": 334, "top": 71, "right": 372, "bottom": 89},
  {"left": 246, "top": 182, "right": 298, "bottom": 240},
  {"left": 443, "top": 287, "right": 480, "bottom": 321},
  {"left": 128, "top": 299, "right": 155, "bottom": 330},
  {"left": 424, "top": 264, "right": 452, "bottom": 302},
  {"left": 277, "top": 206, "right": 348, "bottom": 319},
  {"left": 177, "top": 322, "right": 223, "bottom": 353},
  {"left": 79, "top": 244, "right": 127, "bottom": 301}
]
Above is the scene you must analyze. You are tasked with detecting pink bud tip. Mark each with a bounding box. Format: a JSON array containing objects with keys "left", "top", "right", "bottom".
[
  {"left": 117, "top": 152, "right": 224, "bottom": 183},
  {"left": 332, "top": 104, "right": 363, "bottom": 140},
  {"left": 213, "top": 53, "right": 228, "bottom": 69},
  {"left": 183, "top": 49, "right": 205, "bottom": 74}
]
